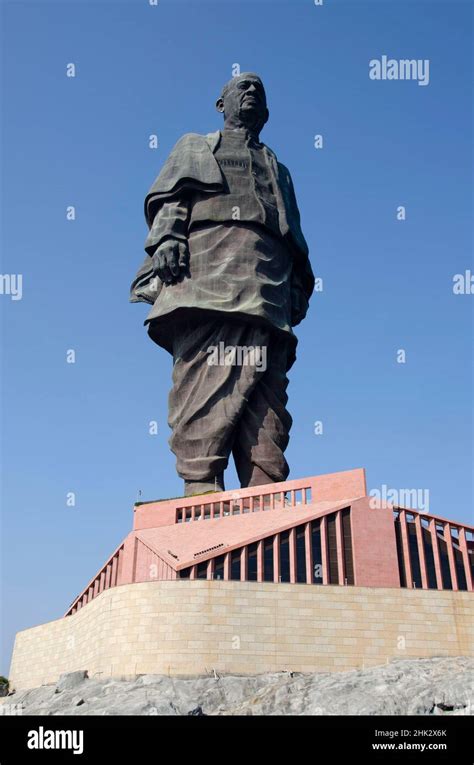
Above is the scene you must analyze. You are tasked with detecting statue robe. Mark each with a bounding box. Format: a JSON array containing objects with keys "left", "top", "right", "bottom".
[{"left": 130, "top": 130, "right": 314, "bottom": 358}]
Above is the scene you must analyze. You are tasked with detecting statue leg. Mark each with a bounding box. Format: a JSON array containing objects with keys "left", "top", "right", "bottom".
[
  {"left": 232, "top": 336, "right": 292, "bottom": 488},
  {"left": 168, "top": 318, "right": 270, "bottom": 494}
]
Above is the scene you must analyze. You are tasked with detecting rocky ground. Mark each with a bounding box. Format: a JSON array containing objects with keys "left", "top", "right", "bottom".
[{"left": 2, "top": 657, "right": 473, "bottom": 716}]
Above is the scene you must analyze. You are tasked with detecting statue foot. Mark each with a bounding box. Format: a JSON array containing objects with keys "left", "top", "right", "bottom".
[{"left": 184, "top": 474, "right": 225, "bottom": 497}]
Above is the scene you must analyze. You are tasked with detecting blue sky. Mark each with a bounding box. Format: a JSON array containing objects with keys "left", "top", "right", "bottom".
[{"left": 1, "top": 0, "right": 472, "bottom": 674}]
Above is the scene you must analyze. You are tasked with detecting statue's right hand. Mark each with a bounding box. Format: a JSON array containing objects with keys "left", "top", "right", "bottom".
[{"left": 152, "top": 239, "right": 189, "bottom": 285}]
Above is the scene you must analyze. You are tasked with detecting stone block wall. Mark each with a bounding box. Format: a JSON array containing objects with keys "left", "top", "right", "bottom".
[{"left": 9, "top": 580, "right": 473, "bottom": 690}]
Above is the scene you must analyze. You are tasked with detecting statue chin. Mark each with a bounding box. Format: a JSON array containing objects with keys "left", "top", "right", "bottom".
[{"left": 238, "top": 108, "right": 261, "bottom": 130}]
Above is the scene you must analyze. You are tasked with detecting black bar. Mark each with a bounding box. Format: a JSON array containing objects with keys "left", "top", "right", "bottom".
[{"left": 0, "top": 714, "right": 472, "bottom": 762}]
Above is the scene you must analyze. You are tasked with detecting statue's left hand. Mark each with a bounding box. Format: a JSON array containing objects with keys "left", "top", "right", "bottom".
[{"left": 152, "top": 239, "right": 189, "bottom": 285}]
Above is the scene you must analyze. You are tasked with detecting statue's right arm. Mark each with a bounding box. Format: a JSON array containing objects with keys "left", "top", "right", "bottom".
[{"left": 144, "top": 197, "right": 191, "bottom": 285}]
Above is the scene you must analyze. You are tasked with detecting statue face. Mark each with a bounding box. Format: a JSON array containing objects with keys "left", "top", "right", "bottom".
[{"left": 217, "top": 74, "right": 269, "bottom": 132}]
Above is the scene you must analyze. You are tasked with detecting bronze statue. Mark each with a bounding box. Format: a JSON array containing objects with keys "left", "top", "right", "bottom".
[{"left": 131, "top": 73, "right": 314, "bottom": 496}]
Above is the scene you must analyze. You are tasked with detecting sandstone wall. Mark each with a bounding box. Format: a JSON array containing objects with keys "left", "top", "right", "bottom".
[{"left": 9, "top": 580, "right": 474, "bottom": 690}]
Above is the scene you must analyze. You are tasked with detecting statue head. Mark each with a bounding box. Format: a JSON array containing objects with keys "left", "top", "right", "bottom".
[{"left": 216, "top": 73, "right": 269, "bottom": 136}]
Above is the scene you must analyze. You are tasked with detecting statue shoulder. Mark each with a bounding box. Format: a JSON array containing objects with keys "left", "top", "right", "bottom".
[
  {"left": 171, "top": 131, "right": 220, "bottom": 154},
  {"left": 261, "top": 144, "right": 293, "bottom": 185}
]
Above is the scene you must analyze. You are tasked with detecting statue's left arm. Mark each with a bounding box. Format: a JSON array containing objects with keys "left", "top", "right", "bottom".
[{"left": 280, "top": 165, "right": 315, "bottom": 326}]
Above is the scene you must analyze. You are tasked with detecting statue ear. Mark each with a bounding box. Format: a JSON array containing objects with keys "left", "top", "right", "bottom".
[
  {"left": 215, "top": 97, "right": 225, "bottom": 113},
  {"left": 264, "top": 108, "right": 269, "bottom": 124}
]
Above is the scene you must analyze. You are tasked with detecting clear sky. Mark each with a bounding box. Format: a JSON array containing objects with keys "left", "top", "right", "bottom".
[{"left": 1, "top": 0, "right": 472, "bottom": 675}]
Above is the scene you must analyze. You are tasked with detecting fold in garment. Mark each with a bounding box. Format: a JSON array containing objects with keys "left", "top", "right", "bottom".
[
  {"left": 167, "top": 318, "right": 293, "bottom": 484},
  {"left": 145, "top": 221, "right": 295, "bottom": 352}
]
